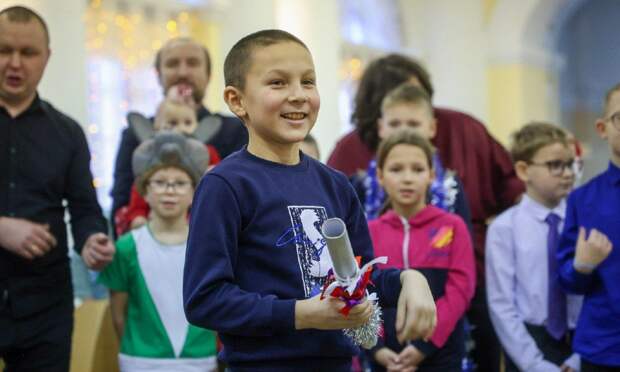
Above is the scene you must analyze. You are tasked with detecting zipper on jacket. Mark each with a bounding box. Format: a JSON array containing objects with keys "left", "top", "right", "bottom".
[{"left": 399, "top": 216, "right": 411, "bottom": 268}]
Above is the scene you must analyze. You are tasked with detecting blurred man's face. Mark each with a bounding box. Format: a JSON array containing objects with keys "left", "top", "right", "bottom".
[
  {"left": 157, "top": 40, "right": 209, "bottom": 105},
  {"left": 0, "top": 16, "right": 50, "bottom": 108}
]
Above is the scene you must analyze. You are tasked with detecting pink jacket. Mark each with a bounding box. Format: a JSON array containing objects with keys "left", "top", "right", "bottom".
[{"left": 368, "top": 205, "right": 476, "bottom": 349}]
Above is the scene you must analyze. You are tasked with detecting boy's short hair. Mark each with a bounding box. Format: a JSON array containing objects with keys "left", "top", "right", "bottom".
[
  {"left": 133, "top": 132, "right": 210, "bottom": 195},
  {"left": 603, "top": 82, "right": 620, "bottom": 115},
  {"left": 381, "top": 82, "right": 433, "bottom": 115},
  {"left": 0, "top": 5, "right": 49, "bottom": 45},
  {"left": 510, "top": 122, "right": 568, "bottom": 163},
  {"left": 224, "top": 29, "right": 308, "bottom": 90}
]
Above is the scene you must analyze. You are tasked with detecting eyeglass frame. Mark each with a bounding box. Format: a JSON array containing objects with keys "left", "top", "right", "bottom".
[
  {"left": 604, "top": 111, "right": 620, "bottom": 131},
  {"left": 147, "top": 179, "right": 193, "bottom": 194},
  {"left": 526, "top": 158, "right": 578, "bottom": 177}
]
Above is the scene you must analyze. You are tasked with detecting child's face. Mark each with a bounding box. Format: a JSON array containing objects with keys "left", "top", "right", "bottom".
[
  {"left": 378, "top": 103, "right": 437, "bottom": 141},
  {"left": 596, "top": 90, "right": 620, "bottom": 166},
  {"left": 227, "top": 42, "right": 320, "bottom": 150},
  {"left": 159, "top": 105, "right": 198, "bottom": 136},
  {"left": 377, "top": 144, "right": 434, "bottom": 215},
  {"left": 519, "top": 142, "right": 575, "bottom": 208},
  {"left": 145, "top": 167, "right": 194, "bottom": 220}
]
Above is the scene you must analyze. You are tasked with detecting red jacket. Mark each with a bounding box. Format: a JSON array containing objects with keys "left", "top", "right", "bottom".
[
  {"left": 329, "top": 107, "right": 524, "bottom": 282},
  {"left": 369, "top": 206, "right": 476, "bottom": 352}
]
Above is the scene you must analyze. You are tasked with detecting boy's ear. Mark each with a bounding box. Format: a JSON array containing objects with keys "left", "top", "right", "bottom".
[
  {"left": 514, "top": 160, "right": 529, "bottom": 183},
  {"left": 223, "top": 86, "right": 247, "bottom": 119},
  {"left": 595, "top": 118, "right": 608, "bottom": 140}
]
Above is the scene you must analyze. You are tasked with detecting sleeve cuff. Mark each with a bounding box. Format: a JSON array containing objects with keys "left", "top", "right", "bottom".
[
  {"left": 373, "top": 268, "right": 402, "bottom": 308},
  {"left": 411, "top": 339, "right": 439, "bottom": 357},
  {"left": 272, "top": 298, "right": 297, "bottom": 332}
]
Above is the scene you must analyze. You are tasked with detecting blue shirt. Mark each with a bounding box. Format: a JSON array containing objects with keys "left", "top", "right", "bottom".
[
  {"left": 486, "top": 195, "right": 581, "bottom": 372},
  {"left": 558, "top": 162, "right": 620, "bottom": 366},
  {"left": 183, "top": 148, "right": 402, "bottom": 370}
]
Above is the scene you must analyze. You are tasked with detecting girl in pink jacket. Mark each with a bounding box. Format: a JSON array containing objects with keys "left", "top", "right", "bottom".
[{"left": 368, "top": 129, "right": 476, "bottom": 372}]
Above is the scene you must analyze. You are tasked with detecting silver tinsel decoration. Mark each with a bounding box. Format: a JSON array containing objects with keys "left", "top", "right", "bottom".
[{"left": 343, "top": 299, "right": 383, "bottom": 349}]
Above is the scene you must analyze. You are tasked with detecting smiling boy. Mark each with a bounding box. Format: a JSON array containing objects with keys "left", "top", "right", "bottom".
[{"left": 183, "top": 30, "right": 437, "bottom": 371}]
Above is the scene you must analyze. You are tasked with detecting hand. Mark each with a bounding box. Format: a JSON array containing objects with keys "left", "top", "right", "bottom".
[
  {"left": 574, "top": 227, "right": 612, "bottom": 273},
  {"left": 295, "top": 294, "right": 373, "bottom": 330},
  {"left": 0, "top": 217, "right": 57, "bottom": 259},
  {"left": 129, "top": 216, "right": 148, "bottom": 230},
  {"left": 82, "top": 232, "right": 115, "bottom": 271},
  {"left": 396, "top": 270, "right": 437, "bottom": 343},
  {"left": 375, "top": 347, "right": 399, "bottom": 368},
  {"left": 560, "top": 364, "right": 575, "bottom": 372},
  {"left": 395, "top": 344, "right": 425, "bottom": 371}
]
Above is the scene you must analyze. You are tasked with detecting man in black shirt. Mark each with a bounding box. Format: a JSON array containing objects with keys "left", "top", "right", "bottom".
[
  {"left": 0, "top": 6, "right": 115, "bottom": 371},
  {"left": 110, "top": 37, "right": 248, "bottom": 229}
]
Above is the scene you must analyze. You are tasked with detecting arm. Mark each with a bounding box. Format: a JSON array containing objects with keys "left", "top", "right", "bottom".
[
  {"left": 183, "top": 175, "right": 297, "bottom": 336},
  {"left": 109, "top": 291, "right": 128, "bottom": 340},
  {"left": 486, "top": 220, "right": 558, "bottom": 372},
  {"left": 413, "top": 218, "right": 476, "bottom": 355},
  {"left": 65, "top": 124, "right": 108, "bottom": 253}
]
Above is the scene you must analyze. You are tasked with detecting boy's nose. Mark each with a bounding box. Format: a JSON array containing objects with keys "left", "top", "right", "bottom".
[{"left": 288, "top": 84, "right": 308, "bottom": 103}]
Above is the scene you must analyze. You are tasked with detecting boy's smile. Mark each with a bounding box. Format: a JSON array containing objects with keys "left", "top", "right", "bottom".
[{"left": 230, "top": 41, "right": 320, "bottom": 162}]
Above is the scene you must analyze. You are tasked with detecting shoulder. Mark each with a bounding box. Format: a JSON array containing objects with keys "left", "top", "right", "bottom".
[
  {"left": 39, "top": 100, "right": 84, "bottom": 134},
  {"left": 434, "top": 107, "right": 486, "bottom": 130},
  {"left": 488, "top": 205, "right": 518, "bottom": 232},
  {"left": 115, "top": 230, "right": 138, "bottom": 255}
]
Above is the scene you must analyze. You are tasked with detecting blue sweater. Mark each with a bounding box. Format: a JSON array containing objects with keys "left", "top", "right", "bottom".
[
  {"left": 558, "top": 162, "right": 620, "bottom": 366},
  {"left": 183, "top": 148, "right": 402, "bottom": 371}
]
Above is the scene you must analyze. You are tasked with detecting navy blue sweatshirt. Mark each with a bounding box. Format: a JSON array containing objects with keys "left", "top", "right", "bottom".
[
  {"left": 558, "top": 162, "right": 620, "bottom": 366},
  {"left": 183, "top": 148, "right": 403, "bottom": 371}
]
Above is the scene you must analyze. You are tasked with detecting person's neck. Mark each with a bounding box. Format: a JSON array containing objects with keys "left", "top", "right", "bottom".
[
  {"left": 0, "top": 93, "right": 36, "bottom": 118},
  {"left": 148, "top": 215, "right": 189, "bottom": 245},
  {"left": 526, "top": 190, "right": 560, "bottom": 210},
  {"left": 393, "top": 202, "right": 426, "bottom": 221},
  {"left": 247, "top": 137, "right": 300, "bottom": 165}
]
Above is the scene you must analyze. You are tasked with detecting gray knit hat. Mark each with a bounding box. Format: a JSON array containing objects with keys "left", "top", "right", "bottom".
[{"left": 132, "top": 131, "right": 210, "bottom": 190}]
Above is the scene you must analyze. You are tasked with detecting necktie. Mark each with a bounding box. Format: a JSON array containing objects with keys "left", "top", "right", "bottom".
[{"left": 545, "top": 212, "right": 567, "bottom": 340}]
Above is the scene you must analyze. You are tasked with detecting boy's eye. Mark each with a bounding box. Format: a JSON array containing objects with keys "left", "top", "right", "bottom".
[
  {"left": 302, "top": 79, "right": 315, "bottom": 86},
  {"left": 388, "top": 121, "right": 402, "bottom": 128},
  {"left": 269, "top": 80, "right": 285, "bottom": 86}
]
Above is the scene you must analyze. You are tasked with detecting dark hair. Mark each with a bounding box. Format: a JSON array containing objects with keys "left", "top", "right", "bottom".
[
  {"left": 603, "top": 82, "right": 620, "bottom": 116},
  {"left": 154, "top": 37, "right": 211, "bottom": 78},
  {"left": 510, "top": 122, "right": 567, "bottom": 164},
  {"left": 224, "top": 29, "right": 308, "bottom": 90},
  {"left": 353, "top": 54, "right": 433, "bottom": 152},
  {"left": 381, "top": 82, "right": 433, "bottom": 114},
  {"left": 0, "top": 6, "right": 49, "bottom": 45},
  {"left": 376, "top": 129, "right": 435, "bottom": 215}
]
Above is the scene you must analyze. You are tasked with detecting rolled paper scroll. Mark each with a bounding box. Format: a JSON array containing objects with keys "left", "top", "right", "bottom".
[{"left": 321, "top": 218, "right": 358, "bottom": 282}]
